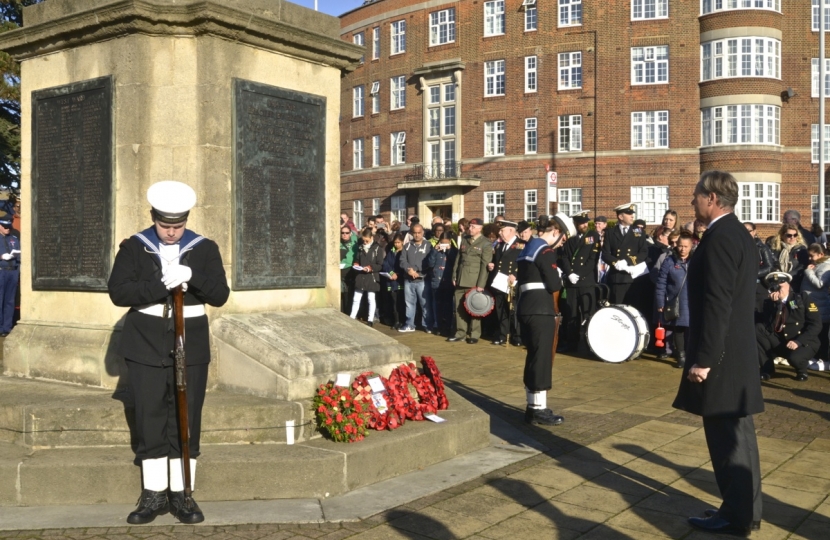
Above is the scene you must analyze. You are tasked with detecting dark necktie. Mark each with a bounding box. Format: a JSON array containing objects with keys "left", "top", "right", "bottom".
[{"left": 773, "top": 304, "right": 786, "bottom": 333}]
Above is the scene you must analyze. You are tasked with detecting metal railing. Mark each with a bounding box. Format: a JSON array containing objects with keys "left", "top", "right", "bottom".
[{"left": 405, "top": 161, "right": 462, "bottom": 181}]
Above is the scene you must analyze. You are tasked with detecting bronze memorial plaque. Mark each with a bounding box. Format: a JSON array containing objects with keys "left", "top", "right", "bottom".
[
  {"left": 31, "top": 77, "right": 113, "bottom": 291},
  {"left": 233, "top": 80, "right": 326, "bottom": 290}
]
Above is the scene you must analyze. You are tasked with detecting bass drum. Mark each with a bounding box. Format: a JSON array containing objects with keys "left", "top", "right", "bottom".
[{"left": 586, "top": 305, "right": 650, "bottom": 363}]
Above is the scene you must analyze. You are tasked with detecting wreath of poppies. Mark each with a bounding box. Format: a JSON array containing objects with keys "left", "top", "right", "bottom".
[
  {"left": 420, "top": 356, "right": 449, "bottom": 410},
  {"left": 312, "top": 383, "right": 369, "bottom": 443},
  {"left": 386, "top": 363, "right": 438, "bottom": 421},
  {"left": 351, "top": 372, "right": 404, "bottom": 431}
]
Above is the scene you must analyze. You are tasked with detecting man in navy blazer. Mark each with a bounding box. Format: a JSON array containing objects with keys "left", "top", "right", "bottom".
[{"left": 673, "top": 171, "right": 764, "bottom": 537}]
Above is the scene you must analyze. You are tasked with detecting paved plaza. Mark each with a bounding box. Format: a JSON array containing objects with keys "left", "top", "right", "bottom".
[{"left": 2, "top": 327, "right": 829, "bottom": 539}]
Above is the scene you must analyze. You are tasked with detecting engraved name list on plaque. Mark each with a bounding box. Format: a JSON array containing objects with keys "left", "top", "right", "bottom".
[
  {"left": 31, "top": 77, "right": 113, "bottom": 291},
  {"left": 233, "top": 79, "right": 326, "bottom": 290}
]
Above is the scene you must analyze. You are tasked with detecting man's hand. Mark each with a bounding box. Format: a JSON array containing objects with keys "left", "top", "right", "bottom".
[
  {"left": 487, "top": 262, "right": 495, "bottom": 271},
  {"left": 407, "top": 268, "right": 419, "bottom": 279},
  {"left": 363, "top": 265, "right": 372, "bottom": 273},
  {"left": 614, "top": 260, "right": 628, "bottom": 271},
  {"left": 568, "top": 273, "right": 579, "bottom": 285},
  {"left": 786, "top": 340, "right": 799, "bottom": 350},
  {"left": 687, "top": 364, "right": 711, "bottom": 384},
  {"left": 162, "top": 265, "right": 192, "bottom": 290},
  {"left": 508, "top": 274, "right": 516, "bottom": 285},
  {"left": 0, "top": 253, "right": 12, "bottom": 261}
]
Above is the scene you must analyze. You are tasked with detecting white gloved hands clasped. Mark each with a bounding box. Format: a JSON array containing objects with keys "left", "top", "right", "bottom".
[
  {"left": 613, "top": 260, "right": 628, "bottom": 271},
  {"left": 0, "top": 253, "right": 13, "bottom": 261},
  {"left": 162, "top": 265, "right": 192, "bottom": 290},
  {"left": 568, "top": 273, "right": 579, "bottom": 285}
]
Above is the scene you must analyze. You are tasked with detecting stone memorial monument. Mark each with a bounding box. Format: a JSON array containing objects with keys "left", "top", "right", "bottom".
[{"left": 0, "top": 0, "right": 489, "bottom": 506}]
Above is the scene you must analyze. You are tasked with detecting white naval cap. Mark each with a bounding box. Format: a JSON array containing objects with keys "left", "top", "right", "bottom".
[
  {"left": 147, "top": 181, "right": 196, "bottom": 223},
  {"left": 614, "top": 203, "right": 637, "bottom": 214},
  {"left": 552, "top": 212, "right": 577, "bottom": 238}
]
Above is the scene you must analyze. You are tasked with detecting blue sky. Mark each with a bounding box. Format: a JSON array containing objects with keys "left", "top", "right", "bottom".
[{"left": 288, "top": 0, "right": 365, "bottom": 17}]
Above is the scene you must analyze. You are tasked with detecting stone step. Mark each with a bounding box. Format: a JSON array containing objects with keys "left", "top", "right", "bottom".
[
  {"left": 0, "top": 377, "right": 314, "bottom": 448},
  {"left": 0, "top": 387, "right": 490, "bottom": 506}
]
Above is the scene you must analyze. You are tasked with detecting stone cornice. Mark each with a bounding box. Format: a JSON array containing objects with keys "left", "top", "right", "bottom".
[{"left": 0, "top": 0, "right": 364, "bottom": 71}]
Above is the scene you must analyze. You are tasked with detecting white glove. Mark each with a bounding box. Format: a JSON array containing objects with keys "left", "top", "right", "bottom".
[
  {"left": 568, "top": 273, "right": 579, "bottom": 285},
  {"left": 162, "top": 265, "right": 192, "bottom": 290},
  {"left": 614, "top": 260, "right": 628, "bottom": 271},
  {"left": 0, "top": 253, "right": 12, "bottom": 261}
]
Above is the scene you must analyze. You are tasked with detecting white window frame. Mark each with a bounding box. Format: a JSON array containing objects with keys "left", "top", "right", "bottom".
[
  {"left": 485, "top": 60, "right": 506, "bottom": 96},
  {"left": 353, "top": 138, "right": 364, "bottom": 170},
  {"left": 391, "top": 76, "right": 406, "bottom": 110},
  {"left": 700, "top": 37, "right": 780, "bottom": 81},
  {"left": 353, "top": 200, "right": 364, "bottom": 229},
  {"left": 559, "top": 0, "right": 582, "bottom": 27},
  {"left": 812, "top": 124, "right": 830, "bottom": 163},
  {"left": 813, "top": 194, "right": 830, "bottom": 226},
  {"left": 353, "top": 32, "right": 365, "bottom": 63},
  {"left": 391, "top": 195, "right": 406, "bottom": 223},
  {"left": 372, "top": 27, "right": 380, "bottom": 60},
  {"left": 631, "top": 111, "right": 669, "bottom": 149},
  {"left": 701, "top": 105, "right": 779, "bottom": 147},
  {"left": 429, "top": 8, "right": 456, "bottom": 46},
  {"left": 738, "top": 182, "right": 779, "bottom": 223},
  {"left": 525, "top": 6, "right": 538, "bottom": 31},
  {"left": 631, "top": 186, "right": 669, "bottom": 224},
  {"left": 484, "top": 121, "right": 505, "bottom": 156},
  {"left": 372, "top": 135, "right": 381, "bottom": 167},
  {"left": 633, "top": 0, "right": 668, "bottom": 20},
  {"left": 632, "top": 46, "right": 669, "bottom": 85},
  {"left": 558, "top": 115, "right": 582, "bottom": 152},
  {"left": 815, "top": 0, "right": 830, "bottom": 31},
  {"left": 391, "top": 20, "right": 406, "bottom": 55},
  {"left": 525, "top": 56, "right": 538, "bottom": 93},
  {"left": 484, "top": 191, "right": 506, "bottom": 223},
  {"left": 391, "top": 131, "right": 406, "bottom": 165},
  {"left": 703, "top": 0, "right": 780, "bottom": 16},
  {"left": 353, "top": 85, "right": 364, "bottom": 118},
  {"left": 813, "top": 59, "right": 830, "bottom": 97},
  {"left": 484, "top": 1, "right": 505, "bottom": 37},
  {"left": 370, "top": 81, "right": 380, "bottom": 114},
  {"left": 525, "top": 118, "right": 538, "bottom": 154},
  {"left": 558, "top": 188, "right": 582, "bottom": 216},
  {"left": 425, "top": 81, "right": 458, "bottom": 176},
  {"left": 558, "top": 52, "right": 582, "bottom": 90},
  {"left": 372, "top": 198, "right": 381, "bottom": 216},
  {"left": 524, "top": 190, "right": 538, "bottom": 222}
]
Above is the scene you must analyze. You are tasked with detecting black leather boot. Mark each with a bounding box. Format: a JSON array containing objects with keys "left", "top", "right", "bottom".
[
  {"left": 126, "top": 489, "right": 169, "bottom": 524},
  {"left": 169, "top": 491, "right": 205, "bottom": 524},
  {"left": 676, "top": 351, "right": 686, "bottom": 369}
]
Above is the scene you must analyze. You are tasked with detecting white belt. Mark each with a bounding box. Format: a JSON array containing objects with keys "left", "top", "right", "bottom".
[
  {"left": 519, "top": 283, "right": 547, "bottom": 293},
  {"left": 135, "top": 304, "right": 206, "bottom": 318}
]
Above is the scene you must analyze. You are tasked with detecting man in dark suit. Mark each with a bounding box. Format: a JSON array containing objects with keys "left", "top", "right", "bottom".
[
  {"left": 559, "top": 211, "right": 600, "bottom": 351},
  {"left": 487, "top": 220, "right": 521, "bottom": 346},
  {"left": 601, "top": 203, "right": 648, "bottom": 304},
  {"left": 673, "top": 171, "right": 764, "bottom": 537}
]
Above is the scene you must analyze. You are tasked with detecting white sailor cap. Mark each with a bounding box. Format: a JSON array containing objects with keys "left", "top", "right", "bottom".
[
  {"left": 552, "top": 212, "right": 577, "bottom": 238},
  {"left": 764, "top": 271, "right": 792, "bottom": 287},
  {"left": 614, "top": 203, "right": 636, "bottom": 215},
  {"left": 147, "top": 181, "right": 196, "bottom": 223}
]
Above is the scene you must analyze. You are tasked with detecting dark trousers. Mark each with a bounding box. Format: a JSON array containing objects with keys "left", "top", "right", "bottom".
[
  {"left": 433, "top": 286, "right": 455, "bottom": 333},
  {"left": 609, "top": 282, "right": 631, "bottom": 305},
  {"left": 519, "top": 314, "right": 555, "bottom": 391},
  {"left": 491, "top": 292, "right": 511, "bottom": 341},
  {"left": 127, "top": 360, "right": 208, "bottom": 462},
  {"left": 454, "top": 287, "right": 482, "bottom": 339},
  {"left": 703, "top": 415, "right": 762, "bottom": 528},
  {"left": 564, "top": 285, "right": 596, "bottom": 345},
  {"left": 383, "top": 288, "right": 403, "bottom": 327},
  {"left": 671, "top": 326, "right": 687, "bottom": 358},
  {"left": 755, "top": 323, "right": 816, "bottom": 375},
  {"left": 0, "top": 269, "right": 18, "bottom": 333}
]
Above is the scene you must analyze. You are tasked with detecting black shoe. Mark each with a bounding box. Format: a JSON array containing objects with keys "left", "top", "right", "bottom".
[
  {"left": 703, "top": 509, "right": 760, "bottom": 531},
  {"left": 656, "top": 351, "right": 669, "bottom": 360},
  {"left": 556, "top": 344, "right": 571, "bottom": 353},
  {"left": 0, "top": 333, "right": 8, "bottom": 338},
  {"left": 126, "top": 489, "right": 169, "bottom": 525},
  {"left": 795, "top": 372, "right": 808, "bottom": 382},
  {"left": 446, "top": 336, "right": 464, "bottom": 342},
  {"left": 688, "top": 515, "right": 750, "bottom": 536},
  {"left": 511, "top": 339, "right": 523, "bottom": 347},
  {"left": 168, "top": 491, "right": 205, "bottom": 524},
  {"left": 366, "top": 321, "right": 374, "bottom": 328},
  {"left": 675, "top": 358, "right": 685, "bottom": 369},
  {"left": 524, "top": 407, "right": 564, "bottom": 426},
  {"left": 491, "top": 339, "right": 505, "bottom": 345},
  {"left": 760, "top": 372, "right": 771, "bottom": 381},
  {"left": 392, "top": 323, "right": 401, "bottom": 330},
  {"left": 466, "top": 338, "right": 479, "bottom": 344}
]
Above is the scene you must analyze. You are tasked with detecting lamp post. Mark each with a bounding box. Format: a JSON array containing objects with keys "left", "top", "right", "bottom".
[{"left": 821, "top": 0, "right": 826, "bottom": 229}]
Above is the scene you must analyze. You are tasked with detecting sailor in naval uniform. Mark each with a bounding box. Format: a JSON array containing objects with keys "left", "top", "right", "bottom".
[
  {"left": 108, "top": 181, "right": 229, "bottom": 525},
  {"left": 559, "top": 211, "right": 600, "bottom": 352},
  {"left": 601, "top": 203, "right": 648, "bottom": 304},
  {"left": 487, "top": 220, "right": 521, "bottom": 346},
  {"left": 516, "top": 214, "right": 573, "bottom": 426}
]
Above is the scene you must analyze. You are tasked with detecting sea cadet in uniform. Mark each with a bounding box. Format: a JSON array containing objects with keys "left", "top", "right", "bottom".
[
  {"left": 448, "top": 218, "right": 494, "bottom": 344},
  {"left": 516, "top": 214, "right": 572, "bottom": 426},
  {"left": 601, "top": 203, "right": 648, "bottom": 304},
  {"left": 559, "top": 211, "right": 600, "bottom": 351},
  {"left": 487, "top": 220, "right": 522, "bottom": 346},
  {"left": 0, "top": 214, "right": 20, "bottom": 336},
  {"left": 108, "top": 181, "right": 230, "bottom": 525},
  {"left": 756, "top": 271, "right": 821, "bottom": 381}
]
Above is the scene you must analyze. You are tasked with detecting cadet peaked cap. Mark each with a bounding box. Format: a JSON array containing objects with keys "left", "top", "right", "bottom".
[
  {"left": 571, "top": 211, "right": 591, "bottom": 225},
  {"left": 764, "top": 271, "right": 792, "bottom": 287},
  {"left": 516, "top": 220, "right": 533, "bottom": 233},
  {"left": 498, "top": 220, "right": 518, "bottom": 229},
  {"left": 0, "top": 214, "right": 11, "bottom": 227},
  {"left": 468, "top": 218, "right": 484, "bottom": 226},
  {"left": 614, "top": 203, "right": 636, "bottom": 215},
  {"left": 633, "top": 219, "right": 647, "bottom": 228},
  {"left": 595, "top": 215, "right": 607, "bottom": 223},
  {"left": 147, "top": 181, "right": 196, "bottom": 223}
]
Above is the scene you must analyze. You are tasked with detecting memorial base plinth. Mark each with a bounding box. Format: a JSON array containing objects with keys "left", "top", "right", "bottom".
[{"left": 0, "top": 377, "right": 490, "bottom": 506}]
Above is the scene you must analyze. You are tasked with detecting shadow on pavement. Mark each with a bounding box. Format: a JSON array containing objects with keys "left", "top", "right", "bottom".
[{"left": 384, "top": 509, "right": 457, "bottom": 539}]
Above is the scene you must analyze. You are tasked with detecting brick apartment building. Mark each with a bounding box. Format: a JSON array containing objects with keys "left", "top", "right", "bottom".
[{"left": 338, "top": 0, "right": 830, "bottom": 235}]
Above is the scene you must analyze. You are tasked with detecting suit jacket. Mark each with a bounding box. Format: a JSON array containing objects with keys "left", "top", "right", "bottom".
[
  {"left": 601, "top": 226, "right": 648, "bottom": 285},
  {"left": 758, "top": 292, "right": 822, "bottom": 349},
  {"left": 672, "top": 213, "right": 764, "bottom": 418},
  {"left": 487, "top": 238, "right": 521, "bottom": 293},
  {"left": 453, "top": 234, "right": 494, "bottom": 289},
  {"left": 560, "top": 231, "right": 600, "bottom": 289}
]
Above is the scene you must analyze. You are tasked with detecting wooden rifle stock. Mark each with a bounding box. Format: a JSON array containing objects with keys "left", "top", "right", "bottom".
[
  {"left": 172, "top": 285, "right": 193, "bottom": 500},
  {"left": 551, "top": 290, "right": 562, "bottom": 366}
]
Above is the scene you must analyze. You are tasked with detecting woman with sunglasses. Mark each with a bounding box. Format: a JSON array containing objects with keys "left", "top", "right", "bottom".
[{"left": 770, "top": 225, "right": 809, "bottom": 291}]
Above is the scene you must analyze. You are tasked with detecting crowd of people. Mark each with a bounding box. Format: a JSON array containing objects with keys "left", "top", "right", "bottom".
[{"left": 340, "top": 201, "right": 830, "bottom": 383}]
